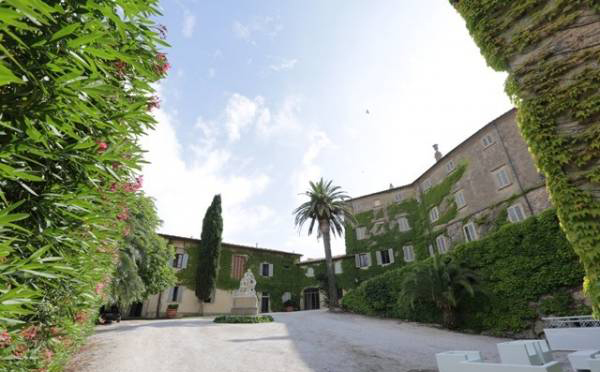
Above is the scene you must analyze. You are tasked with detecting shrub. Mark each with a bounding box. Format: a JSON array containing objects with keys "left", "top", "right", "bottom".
[
  {"left": 0, "top": 0, "right": 168, "bottom": 370},
  {"left": 341, "top": 209, "right": 586, "bottom": 335},
  {"left": 213, "top": 315, "right": 274, "bottom": 324},
  {"left": 167, "top": 304, "right": 179, "bottom": 310}
]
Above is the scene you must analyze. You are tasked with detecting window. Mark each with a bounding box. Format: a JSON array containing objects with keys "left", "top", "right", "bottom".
[
  {"left": 463, "top": 222, "right": 478, "bottom": 242},
  {"left": 376, "top": 249, "right": 394, "bottom": 266},
  {"left": 355, "top": 253, "right": 371, "bottom": 268},
  {"left": 173, "top": 253, "right": 183, "bottom": 268},
  {"left": 454, "top": 190, "right": 466, "bottom": 209},
  {"left": 436, "top": 235, "right": 450, "bottom": 254},
  {"left": 397, "top": 217, "right": 410, "bottom": 232},
  {"left": 507, "top": 204, "right": 526, "bottom": 223},
  {"left": 493, "top": 167, "right": 511, "bottom": 189},
  {"left": 334, "top": 260, "right": 343, "bottom": 274},
  {"left": 231, "top": 255, "right": 247, "bottom": 280},
  {"left": 373, "top": 199, "right": 381, "bottom": 208},
  {"left": 422, "top": 178, "right": 432, "bottom": 192},
  {"left": 305, "top": 267, "right": 314, "bottom": 277},
  {"left": 260, "top": 262, "right": 273, "bottom": 277},
  {"left": 446, "top": 160, "right": 456, "bottom": 173},
  {"left": 403, "top": 245, "right": 415, "bottom": 262},
  {"left": 356, "top": 226, "right": 367, "bottom": 240},
  {"left": 482, "top": 134, "right": 495, "bottom": 148},
  {"left": 429, "top": 206, "right": 440, "bottom": 222},
  {"left": 428, "top": 244, "right": 435, "bottom": 257},
  {"left": 170, "top": 286, "right": 181, "bottom": 302},
  {"left": 394, "top": 192, "right": 403, "bottom": 202}
]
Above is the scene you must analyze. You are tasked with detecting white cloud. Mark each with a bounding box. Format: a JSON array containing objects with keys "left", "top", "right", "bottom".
[
  {"left": 269, "top": 58, "right": 298, "bottom": 72},
  {"left": 232, "top": 16, "right": 283, "bottom": 44},
  {"left": 232, "top": 21, "right": 251, "bottom": 41},
  {"left": 291, "top": 130, "right": 332, "bottom": 204},
  {"left": 182, "top": 11, "right": 196, "bottom": 38},
  {"left": 225, "top": 93, "right": 265, "bottom": 142},
  {"left": 141, "top": 105, "right": 272, "bottom": 242},
  {"left": 256, "top": 95, "right": 302, "bottom": 139}
]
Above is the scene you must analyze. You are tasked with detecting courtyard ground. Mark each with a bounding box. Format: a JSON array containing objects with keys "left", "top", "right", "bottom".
[{"left": 67, "top": 310, "right": 547, "bottom": 372}]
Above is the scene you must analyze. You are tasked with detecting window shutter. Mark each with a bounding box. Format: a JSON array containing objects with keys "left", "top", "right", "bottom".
[
  {"left": 366, "top": 253, "right": 372, "bottom": 267},
  {"left": 167, "top": 287, "right": 173, "bottom": 302},
  {"left": 388, "top": 248, "right": 395, "bottom": 264},
  {"left": 182, "top": 253, "right": 189, "bottom": 268},
  {"left": 375, "top": 251, "right": 382, "bottom": 265},
  {"left": 269, "top": 264, "right": 274, "bottom": 277},
  {"left": 355, "top": 254, "right": 360, "bottom": 268},
  {"left": 177, "top": 287, "right": 183, "bottom": 302}
]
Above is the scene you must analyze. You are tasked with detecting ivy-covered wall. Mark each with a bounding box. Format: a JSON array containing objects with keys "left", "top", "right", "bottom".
[
  {"left": 450, "top": 0, "right": 600, "bottom": 314},
  {"left": 341, "top": 209, "right": 588, "bottom": 337}
]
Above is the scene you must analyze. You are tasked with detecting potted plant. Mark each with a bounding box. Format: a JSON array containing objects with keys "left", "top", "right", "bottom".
[
  {"left": 283, "top": 299, "right": 296, "bottom": 312},
  {"left": 166, "top": 303, "right": 179, "bottom": 318}
]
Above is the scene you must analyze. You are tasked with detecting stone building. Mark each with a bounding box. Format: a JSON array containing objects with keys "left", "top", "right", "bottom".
[{"left": 346, "top": 108, "right": 552, "bottom": 264}]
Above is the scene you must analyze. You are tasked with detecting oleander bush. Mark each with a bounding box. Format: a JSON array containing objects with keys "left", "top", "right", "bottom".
[
  {"left": 341, "top": 209, "right": 587, "bottom": 336},
  {"left": 0, "top": 1, "right": 169, "bottom": 370},
  {"left": 213, "top": 315, "right": 274, "bottom": 324}
]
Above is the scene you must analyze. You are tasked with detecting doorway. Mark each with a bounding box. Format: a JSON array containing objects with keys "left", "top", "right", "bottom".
[
  {"left": 303, "top": 288, "right": 320, "bottom": 310},
  {"left": 261, "top": 293, "right": 270, "bottom": 313}
]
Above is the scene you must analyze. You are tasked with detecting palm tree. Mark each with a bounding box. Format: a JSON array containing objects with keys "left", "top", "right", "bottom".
[
  {"left": 294, "top": 179, "right": 355, "bottom": 309},
  {"left": 401, "top": 255, "right": 479, "bottom": 328}
]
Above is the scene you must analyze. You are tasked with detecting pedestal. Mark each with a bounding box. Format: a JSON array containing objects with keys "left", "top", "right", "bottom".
[{"left": 231, "top": 295, "right": 258, "bottom": 315}]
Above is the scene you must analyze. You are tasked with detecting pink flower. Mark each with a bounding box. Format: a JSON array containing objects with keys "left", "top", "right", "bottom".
[
  {"left": 13, "top": 343, "right": 27, "bottom": 358},
  {"left": 109, "top": 183, "right": 118, "bottom": 192},
  {"left": 42, "top": 348, "right": 53, "bottom": 363},
  {"left": 155, "top": 53, "right": 170, "bottom": 75},
  {"left": 95, "top": 282, "right": 105, "bottom": 295},
  {"left": 117, "top": 207, "right": 129, "bottom": 221},
  {"left": 123, "top": 225, "right": 131, "bottom": 237},
  {"left": 49, "top": 327, "right": 61, "bottom": 337},
  {"left": 97, "top": 141, "right": 108, "bottom": 152},
  {"left": 21, "top": 326, "right": 37, "bottom": 341},
  {"left": 0, "top": 330, "right": 10, "bottom": 348}
]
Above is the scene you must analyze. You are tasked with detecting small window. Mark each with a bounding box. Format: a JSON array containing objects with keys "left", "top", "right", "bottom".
[
  {"left": 173, "top": 253, "right": 183, "bottom": 268},
  {"left": 378, "top": 249, "right": 391, "bottom": 265},
  {"left": 403, "top": 245, "right": 415, "bottom": 262},
  {"left": 397, "top": 217, "right": 411, "bottom": 232},
  {"left": 394, "top": 192, "right": 403, "bottom": 202},
  {"left": 422, "top": 178, "right": 432, "bottom": 192},
  {"left": 436, "top": 235, "right": 450, "bottom": 254},
  {"left": 352, "top": 201, "right": 362, "bottom": 212},
  {"left": 334, "top": 260, "right": 343, "bottom": 274},
  {"left": 305, "top": 267, "right": 314, "bottom": 277},
  {"left": 446, "top": 160, "right": 456, "bottom": 173},
  {"left": 507, "top": 204, "right": 526, "bottom": 223},
  {"left": 463, "top": 222, "right": 478, "bottom": 242},
  {"left": 482, "top": 134, "right": 495, "bottom": 148},
  {"left": 429, "top": 206, "right": 440, "bottom": 222},
  {"left": 493, "top": 167, "right": 511, "bottom": 189},
  {"left": 428, "top": 244, "right": 435, "bottom": 257},
  {"left": 373, "top": 199, "right": 381, "bottom": 208},
  {"left": 356, "top": 253, "right": 370, "bottom": 268},
  {"left": 356, "top": 226, "right": 367, "bottom": 240},
  {"left": 454, "top": 190, "right": 466, "bottom": 209},
  {"left": 260, "top": 262, "right": 273, "bottom": 277},
  {"left": 171, "top": 286, "right": 180, "bottom": 302}
]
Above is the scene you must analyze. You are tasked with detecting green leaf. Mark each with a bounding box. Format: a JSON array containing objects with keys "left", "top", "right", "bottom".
[
  {"left": 50, "top": 23, "right": 80, "bottom": 41},
  {"left": 0, "top": 62, "right": 23, "bottom": 86}
]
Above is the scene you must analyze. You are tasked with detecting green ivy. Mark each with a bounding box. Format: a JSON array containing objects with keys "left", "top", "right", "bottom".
[{"left": 450, "top": 0, "right": 600, "bottom": 315}]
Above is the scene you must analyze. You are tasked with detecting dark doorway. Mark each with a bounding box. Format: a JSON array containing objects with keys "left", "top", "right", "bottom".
[
  {"left": 129, "top": 302, "right": 143, "bottom": 318},
  {"left": 304, "top": 288, "right": 320, "bottom": 310},
  {"left": 261, "top": 293, "right": 270, "bottom": 313}
]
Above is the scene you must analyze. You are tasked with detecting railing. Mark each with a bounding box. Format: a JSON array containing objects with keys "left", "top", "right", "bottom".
[{"left": 542, "top": 315, "right": 600, "bottom": 329}]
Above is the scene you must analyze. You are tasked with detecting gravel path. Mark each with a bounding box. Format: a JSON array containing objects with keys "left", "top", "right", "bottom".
[{"left": 68, "top": 310, "right": 512, "bottom": 372}]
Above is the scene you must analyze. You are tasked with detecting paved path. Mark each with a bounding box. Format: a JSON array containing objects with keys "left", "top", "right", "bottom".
[{"left": 69, "top": 310, "right": 510, "bottom": 372}]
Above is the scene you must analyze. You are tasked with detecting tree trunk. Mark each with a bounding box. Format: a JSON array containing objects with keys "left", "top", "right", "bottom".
[
  {"left": 320, "top": 219, "right": 339, "bottom": 309},
  {"left": 155, "top": 291, "right": 162, "bottom": 319},
  {"left": 451, "top": 2, "right": 600, "bottom": 314}
]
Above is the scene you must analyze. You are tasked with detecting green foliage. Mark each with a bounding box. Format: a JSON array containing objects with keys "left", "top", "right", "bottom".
[
  {"left": 0, "top": 0, "right": 167, "bottom": 370},
  {"left": 342, "top": 209, "right": 587, "bottom": 335},
  {"left": 196, "top": 195, "right": 223, "bottom": 302},
  {"left": 213, "top": 315, "right": 274, "bottom": 324},
  {"left": 450, "top": 0, "right": 600, "bottom": 315}
]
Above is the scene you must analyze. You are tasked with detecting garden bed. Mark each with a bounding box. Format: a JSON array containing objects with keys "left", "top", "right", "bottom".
[{"left": 213, "top": 315, "right": 274, "bottom": 324}]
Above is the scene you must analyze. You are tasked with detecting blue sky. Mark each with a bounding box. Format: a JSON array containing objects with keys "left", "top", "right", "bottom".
[{"left": 141, "top": 0, "right": 512, "bottom": 259}]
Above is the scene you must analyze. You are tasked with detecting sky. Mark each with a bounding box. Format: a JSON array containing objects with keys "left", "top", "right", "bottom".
[{"left": 140, "top": 0, "right": 513, "bottom": 260}]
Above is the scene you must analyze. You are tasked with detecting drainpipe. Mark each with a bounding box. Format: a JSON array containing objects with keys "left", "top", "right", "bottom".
[{"left": 493, "top": 120, "right": 535, "bottom": 214}]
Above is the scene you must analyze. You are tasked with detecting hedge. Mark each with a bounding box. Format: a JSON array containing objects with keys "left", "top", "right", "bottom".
[
  {"left": 341, "top": 209, "right": 587, "bottom": 336},
  {"left": 213, "top": 315, "right": 274, "bottom": 324}
]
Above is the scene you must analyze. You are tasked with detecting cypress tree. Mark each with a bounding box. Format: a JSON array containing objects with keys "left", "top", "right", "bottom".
[{"left": 195, "top": 195, "right": 223, "bottom": 302}]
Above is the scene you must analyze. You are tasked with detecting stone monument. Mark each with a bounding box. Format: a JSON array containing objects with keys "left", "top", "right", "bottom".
[{"left": 231, "top": 269, "right": 259, "bottom": 315}]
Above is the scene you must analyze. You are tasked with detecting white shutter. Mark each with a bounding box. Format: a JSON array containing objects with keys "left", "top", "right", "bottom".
[
  {"left": 182, "top": 253, "right": 189, "bottom": 268},
  {"left": 269, "top": 264, "right": 274, "bottom": 277},
  {"left": 177, "top": 287, "right": 183, "bottom": 302},
  {"left": 375, "top": 251, "right": 382, "bottom": 265},
  {"left": 167, "top": 287, "right": 173, "bottom": 302},
  {"left": 355, "top": 254, "right": 360, "bottom": 268},
  {"left": 388, "top": 248, "right": 395, "bottom": 264},
  {"left": 366, "top": 253, "right": 372, "bottom": 267}
]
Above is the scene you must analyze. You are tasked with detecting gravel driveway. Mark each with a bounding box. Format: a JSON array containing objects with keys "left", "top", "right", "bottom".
[{"left": 68, "top": 310, "right": 510, "bottom": 372}]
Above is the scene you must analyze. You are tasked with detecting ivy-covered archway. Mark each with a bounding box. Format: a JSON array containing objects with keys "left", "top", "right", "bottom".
[{"left": 449, "top": 1, "right": 600, "bottom": 314}]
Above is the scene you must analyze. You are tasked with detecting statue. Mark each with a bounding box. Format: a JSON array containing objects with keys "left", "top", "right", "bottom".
[
  {"left": 231, "top": 269, "right": 259, "bottom": 315},
  {"left": 236, "top": 269, "right": 256, "bottom": 296}
]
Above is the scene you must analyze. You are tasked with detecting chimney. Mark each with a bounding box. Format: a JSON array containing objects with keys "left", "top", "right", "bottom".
[
  {"left": 433, "top": 144, "right": 442, "bottom": 162},
  {"left": 389, "top": 183, "right": 394, "bottom": 189}
]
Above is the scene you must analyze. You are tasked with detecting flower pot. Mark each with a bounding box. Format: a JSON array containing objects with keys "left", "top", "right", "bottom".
[
  {"left": 285, "top": 306, "right": 294, "bottom": 312},
  {"left": 166, "top": 308, "right": 177, "bottom": 318}
]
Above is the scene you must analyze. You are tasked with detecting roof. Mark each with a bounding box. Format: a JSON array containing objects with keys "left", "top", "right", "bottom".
[
  {"left": 298, "top": 254, "right": 354, "bottom": 265},
  {"left": 348, "top": 108, "right": 516, "bottom": 202},
  {"left": 158, "top": 233, "right": 303, "bottom": 257}
]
